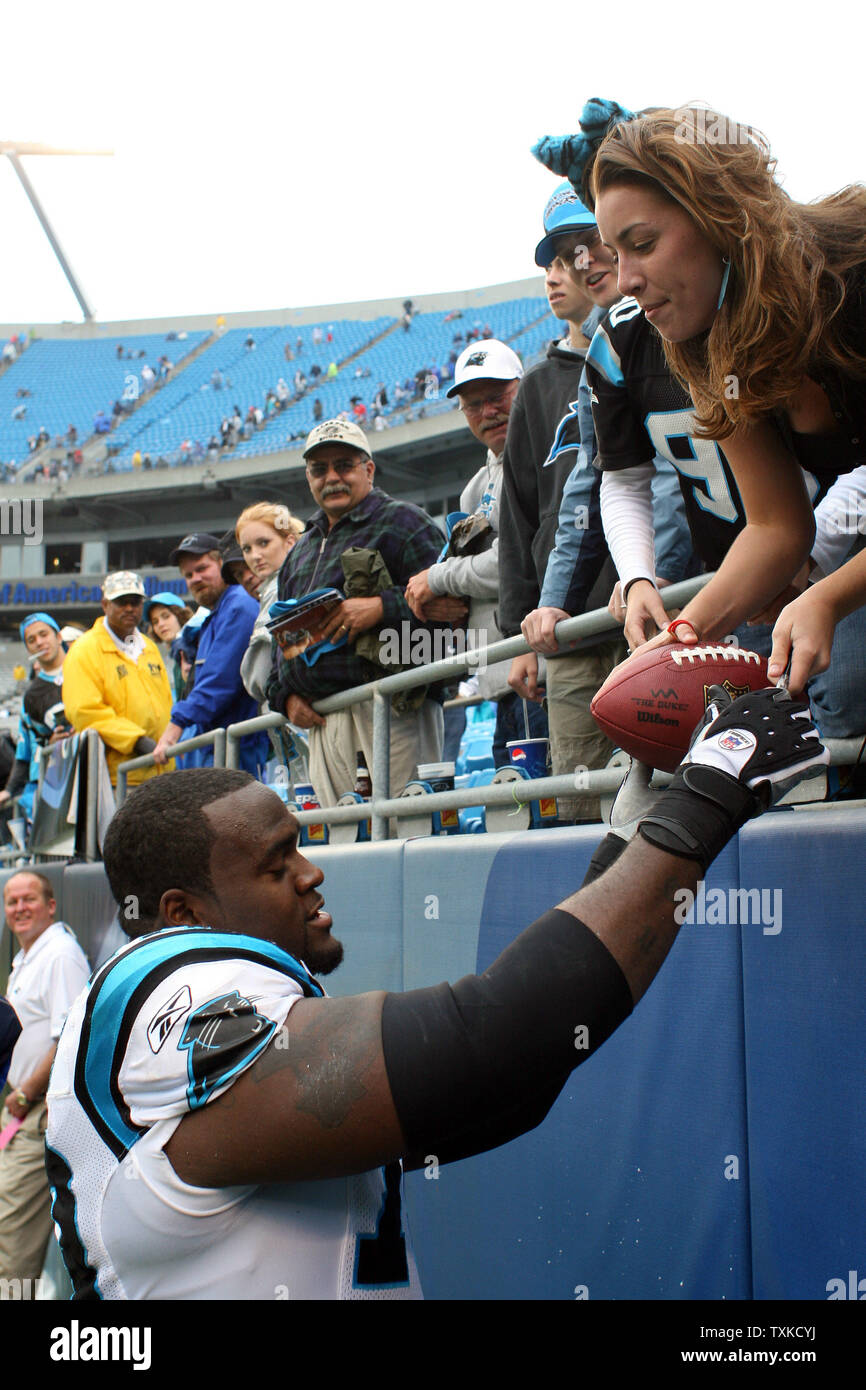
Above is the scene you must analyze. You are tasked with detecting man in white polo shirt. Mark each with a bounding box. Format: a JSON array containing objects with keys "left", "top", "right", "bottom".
[{"left": 0, "top": 871, "right": 89, "bottom": 1290}]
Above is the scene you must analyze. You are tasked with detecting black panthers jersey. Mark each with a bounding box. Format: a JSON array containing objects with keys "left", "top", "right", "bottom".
[{"left": 585, "top": 297, "right": 830, "bottom": 571}]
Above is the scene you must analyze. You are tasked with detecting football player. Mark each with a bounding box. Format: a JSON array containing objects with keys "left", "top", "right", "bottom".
[{"left": 46, "top": 685, "right": 826, "bottom": 1299}]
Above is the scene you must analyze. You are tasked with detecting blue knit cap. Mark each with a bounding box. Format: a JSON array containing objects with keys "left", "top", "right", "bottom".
[
  {"left": 532, "top": 97, "right": 637, "bottom": 202},
  {"left": 19, "top": 611, "right": 60, "bottom": 641}
]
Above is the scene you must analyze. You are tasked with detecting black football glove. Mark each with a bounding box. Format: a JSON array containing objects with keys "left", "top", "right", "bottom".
[
  {"left": 680, "top": 684, "right": 829, "bottom": 797},
  {"left": 637, "top": 685, "right": 828, "bottom": 870}
]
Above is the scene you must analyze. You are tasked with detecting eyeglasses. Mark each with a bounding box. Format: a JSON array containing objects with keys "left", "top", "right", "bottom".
[
  {"left": 460, "top": 385, "right": 513, "bottom": 417},
  {"left": 545, "top": 226, "right": 602, "bottom": 272},
  {"left": 305, "top": 457, "right": 366, "bottom": 479}
]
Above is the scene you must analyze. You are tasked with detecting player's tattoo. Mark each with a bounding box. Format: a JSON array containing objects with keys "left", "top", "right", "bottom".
[{"left": 251, "top": 997, "right": 382, "bottom": 1130}]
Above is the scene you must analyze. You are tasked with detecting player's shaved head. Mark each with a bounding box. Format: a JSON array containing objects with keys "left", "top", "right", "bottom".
[{"left": 104, "top": 769, "right": 257, "bottom": 936}]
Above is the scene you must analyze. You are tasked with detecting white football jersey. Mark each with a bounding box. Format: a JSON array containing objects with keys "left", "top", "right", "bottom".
[{"left": 46, "top": 926, "right": 421, "bottom": 1300}]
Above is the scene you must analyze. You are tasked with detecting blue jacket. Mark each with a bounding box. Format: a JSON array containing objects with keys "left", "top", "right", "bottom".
[
  {"left": 539, "top": 311, "right": 695, "bottom": 610},
  {"left": 171, "top": 585, "right": 265, "bottom": 772}
]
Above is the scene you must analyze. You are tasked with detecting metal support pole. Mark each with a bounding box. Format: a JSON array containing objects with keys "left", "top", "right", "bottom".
[
  {"left": 7, "top": 151, "right": 96, "bottom": 322},
  {"left": 84, "top": 731, "right": 99, "bottom": 862},
  {"left": 371, "top": 688, "right": 391, "bottom": 841}
]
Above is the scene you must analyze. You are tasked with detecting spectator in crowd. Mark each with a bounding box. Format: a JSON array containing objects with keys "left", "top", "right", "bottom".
[
  {"left": 143, "top": 593, "right": 196, "bottom": 700},
  {"left": 498, "top": 184, "right": 654, "bottom": 818},
  {"left": 0, "top": 998, "right": 20, "bottom": 1092},
  {"left": 518, "top": 181, "right": 696, "bottom": 808},
  {"left": 312, "top": 397, "right": 323, "bottom": 423},
  {"left": 235, "top": 502, "right": 304, "bottom": 708},
  {"left": 63, "top": 571, "right": 175, "bottom": 787},
  {"left": 266, "top": 420, "right": 456, "bottom": 809},
  {"left": 0, "top": 613, "right": 71, "bottom": 827},
  {"left": 66, "top": 424, "right": 77, "bottom": 445},
  {"left": 0, "top": 871, "right": 89, "bottom": 1291},
  {"left": 406, "top": 340, "right": 530, "bottom": 765},
  {"left": 152, "top": 535, "right": 267, "bottom": 777},
  {"left": 326, "top": 362, "right": 338, "bottom": 380},
  {"left": 219, "top": 531, "right": 260, "bottom": 599},
  {"left": 312, "top": 325, "right": 323, "bottom": 347}
]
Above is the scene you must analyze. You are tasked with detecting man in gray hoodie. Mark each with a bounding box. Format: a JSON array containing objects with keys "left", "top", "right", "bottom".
[{"left": 405, "top": 339, "right": 547, "bottom": 765}]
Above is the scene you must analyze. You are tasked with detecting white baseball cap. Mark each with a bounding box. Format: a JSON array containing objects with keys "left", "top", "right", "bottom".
[
  {"left": 102, "top": 570, "right": 146, "bottom": 601},
  {"left": 446, "top": 340, "right": 524, "bottom": 398},
  {"left": 303, "top": 419, "right": 372, "bottom": 459}
]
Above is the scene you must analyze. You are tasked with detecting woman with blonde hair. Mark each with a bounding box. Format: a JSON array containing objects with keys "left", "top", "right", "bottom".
[
  {"left": 235, "top": 501, "right": 305, "bottom": 705},
  {"left": 556, "top": 103, "right": 866, "bottom": 690}
]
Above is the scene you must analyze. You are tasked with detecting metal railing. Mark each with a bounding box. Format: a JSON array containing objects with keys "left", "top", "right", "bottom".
[{"left": 101, "top": 571, "right": 865, "bottom": 844}]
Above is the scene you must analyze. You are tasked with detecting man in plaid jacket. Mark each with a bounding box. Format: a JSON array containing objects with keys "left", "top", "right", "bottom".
[{"left": 266, "top": 421, "right": 466, "bottom": 808}]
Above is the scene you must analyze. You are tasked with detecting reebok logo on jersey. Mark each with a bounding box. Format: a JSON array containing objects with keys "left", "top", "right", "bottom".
[{"left": 147, "top": 984, "right": 192, "bottom": 1053}]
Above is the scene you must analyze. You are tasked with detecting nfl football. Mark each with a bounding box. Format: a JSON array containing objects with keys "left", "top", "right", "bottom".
[{"left": 590, "top": 644, "right": 770, "bottom": 772}]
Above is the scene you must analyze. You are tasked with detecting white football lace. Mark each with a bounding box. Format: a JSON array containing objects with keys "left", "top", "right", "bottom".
[{"left": 670, "top": 646, "right": 763, "bottom": 666}]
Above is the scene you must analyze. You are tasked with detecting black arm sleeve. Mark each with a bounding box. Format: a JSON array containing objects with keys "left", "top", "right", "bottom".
[{"left": 382, "top": 908, "right": 633, "bottom": 1164}]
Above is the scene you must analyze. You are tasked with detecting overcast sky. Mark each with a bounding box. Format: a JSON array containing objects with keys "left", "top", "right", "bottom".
[{"left": 2, "top": 0, "right": 861, "bottom": 326}]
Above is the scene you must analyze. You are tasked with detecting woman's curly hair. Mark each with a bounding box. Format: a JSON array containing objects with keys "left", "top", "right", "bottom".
[{"left": 591, "top": 106, "right": 866, "bottom": 439}]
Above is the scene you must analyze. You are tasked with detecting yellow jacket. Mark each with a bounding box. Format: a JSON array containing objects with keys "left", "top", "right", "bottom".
[{"left": 62, "top": 618, "right": 174, "bottom": 785}]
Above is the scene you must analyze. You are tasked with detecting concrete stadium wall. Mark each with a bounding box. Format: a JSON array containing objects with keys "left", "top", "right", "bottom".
[{"left": 2, "top": 807, "right": 862, "bottom": 1301}]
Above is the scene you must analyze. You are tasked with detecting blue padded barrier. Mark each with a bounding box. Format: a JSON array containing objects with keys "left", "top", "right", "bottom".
[
  {"left": 737, "top": 810, "right": 866, "bottom": 1300},
  {"left": 309, "top": 840, "right": 405, "bottom": 996},
  {"left": 403, "top": 829, "right": 752, "bottom": 1300}
]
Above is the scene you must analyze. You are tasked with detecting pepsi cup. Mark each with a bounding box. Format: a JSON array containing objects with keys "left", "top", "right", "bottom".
[{"left": 506, "top": 738, "right": 549, "bottom": 780}]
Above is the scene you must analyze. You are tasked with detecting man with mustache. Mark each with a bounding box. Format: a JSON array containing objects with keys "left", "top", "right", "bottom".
[
  {"left": 404, "top": 340, "right": 546, "bottom": 766},
  {"left": 266, "top": 420, "right": 459, "bottom": 809}
]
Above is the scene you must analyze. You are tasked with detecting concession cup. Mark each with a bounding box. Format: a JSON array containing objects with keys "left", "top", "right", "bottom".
[
  {"left": 416, "top": 760, "right": 458, "bottom": 832},
  {"left": 293, "top": 782, "right": 327, "bottom": 846},
  {"left": 506, "top": 739, "right": 550, "bottom": 780}
]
